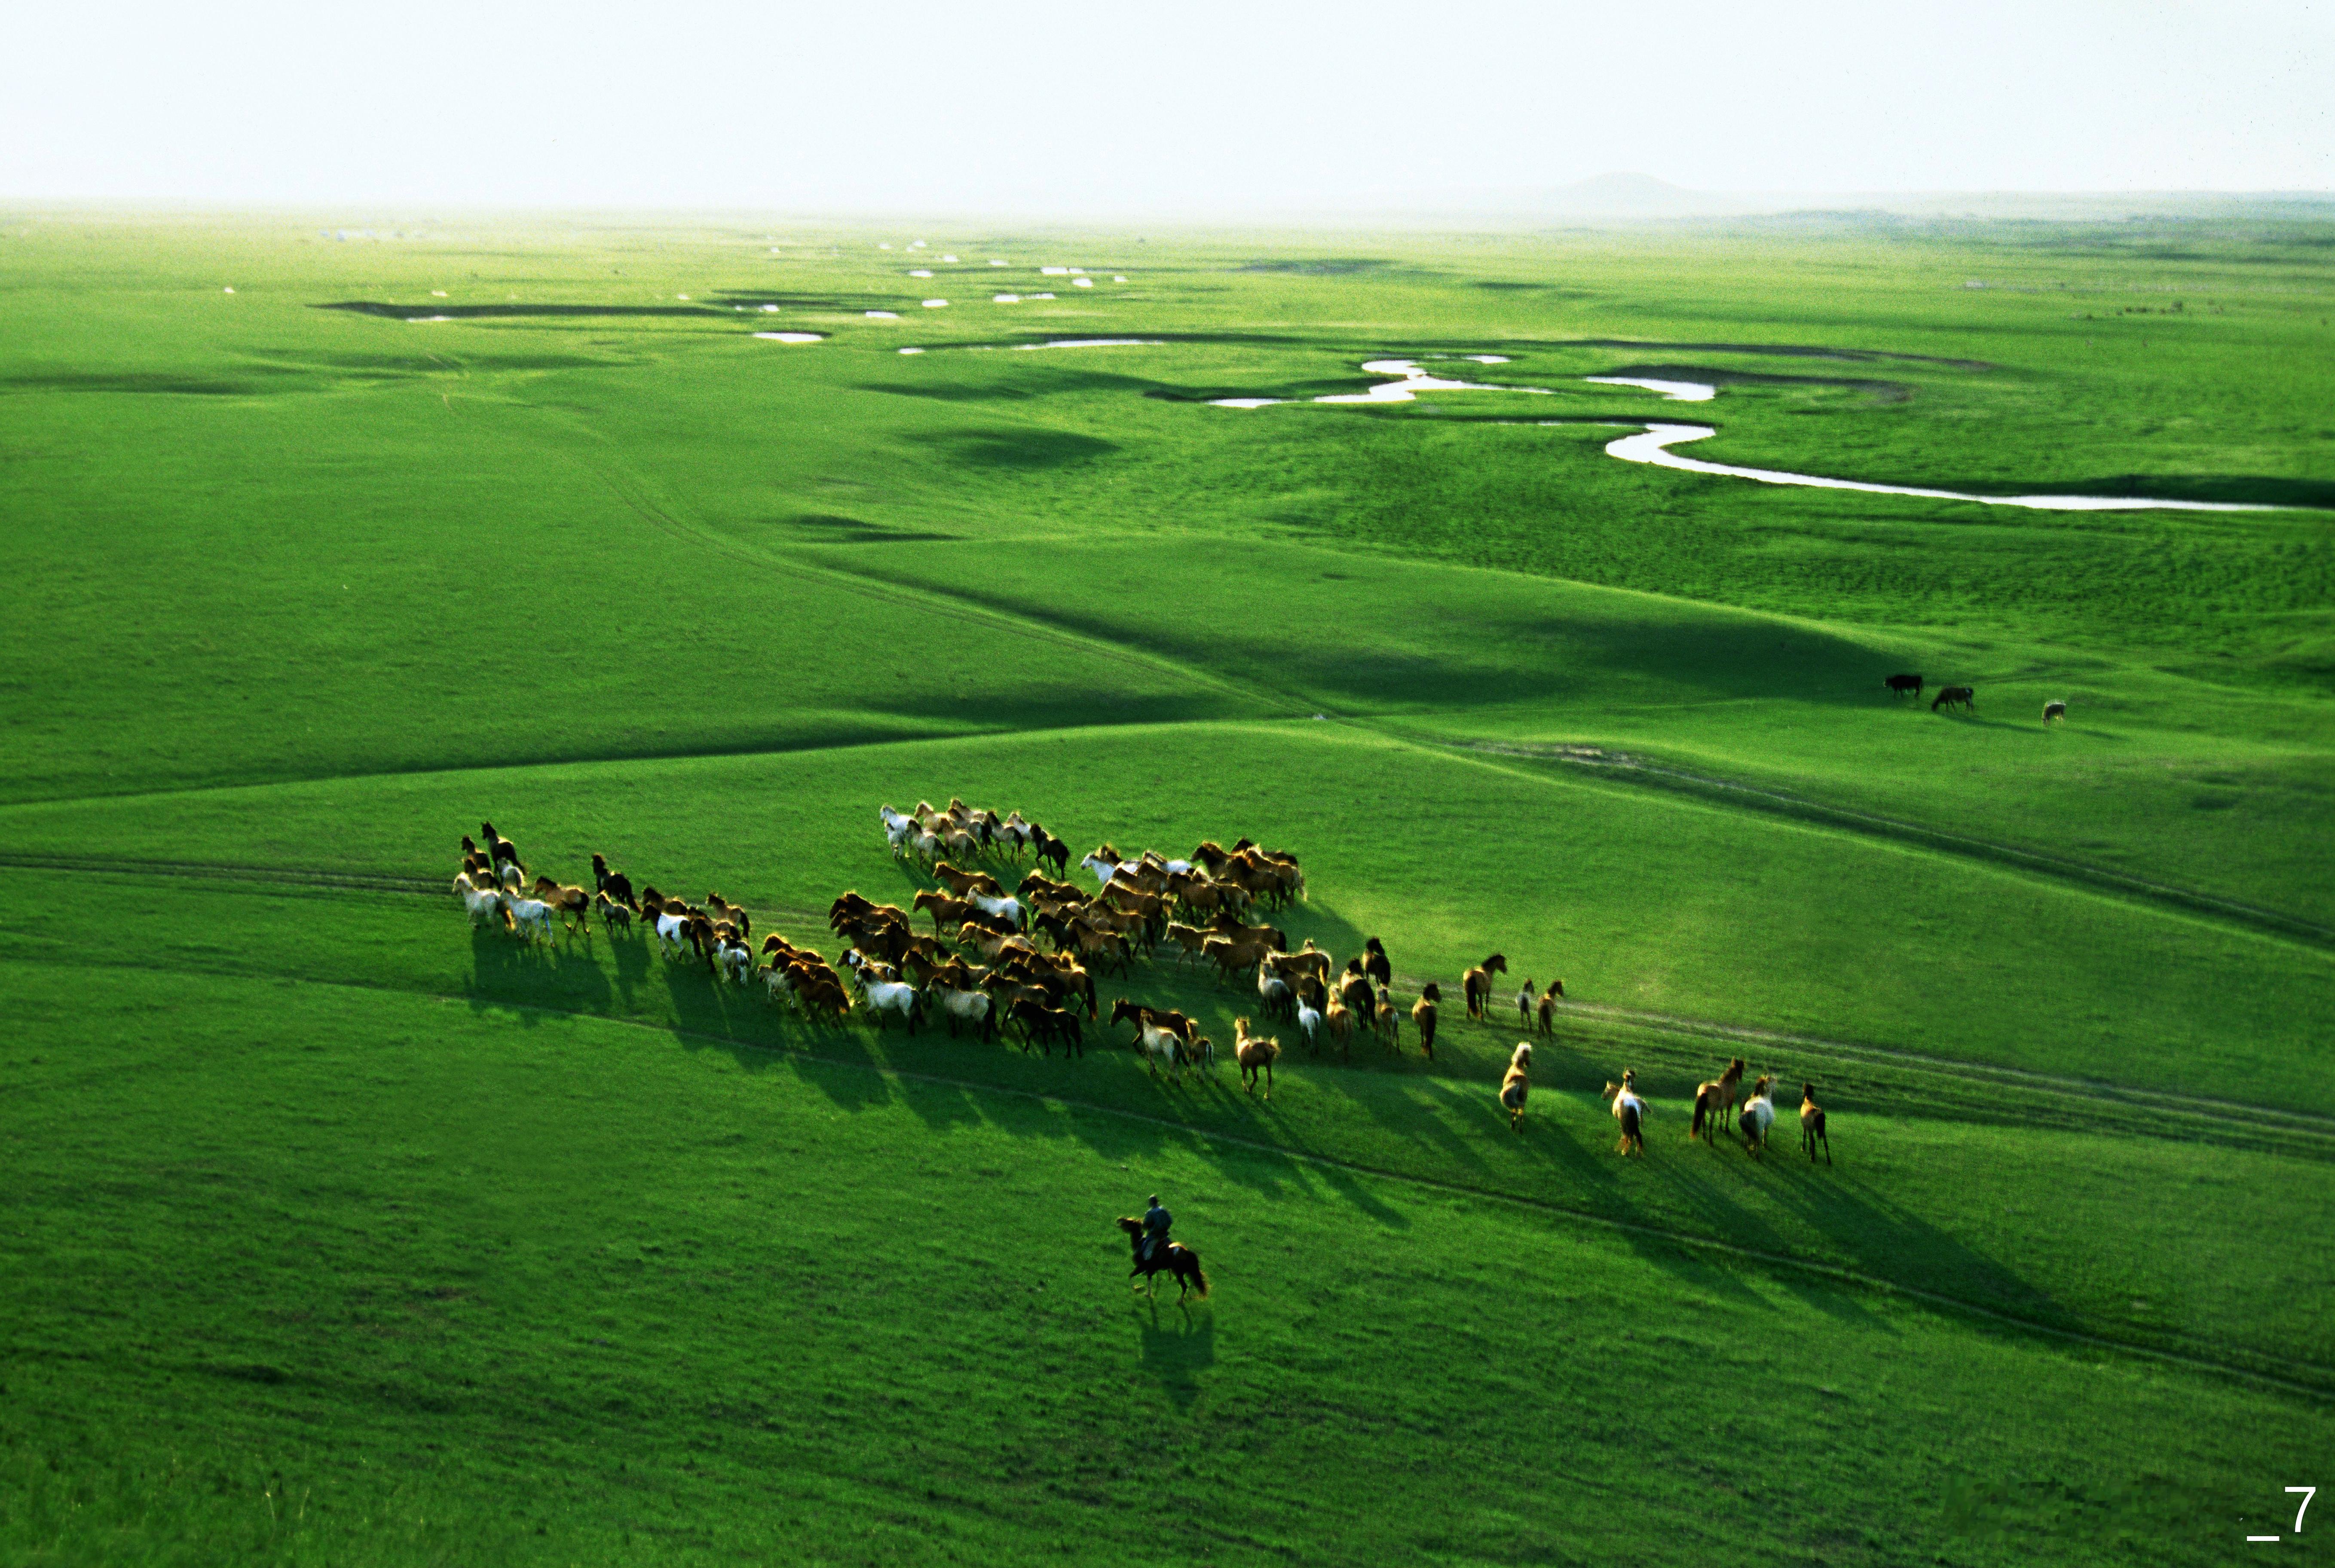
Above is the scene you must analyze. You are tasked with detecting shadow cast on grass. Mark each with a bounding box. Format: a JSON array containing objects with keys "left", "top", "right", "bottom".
[{"left": 450, "top": 923, "right": 2066, "bottom": 1348}]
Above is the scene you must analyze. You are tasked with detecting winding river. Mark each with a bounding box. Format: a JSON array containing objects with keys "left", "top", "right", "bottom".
[{"left": 1206, "top": 358, "right": 2272, "bottom": 514}]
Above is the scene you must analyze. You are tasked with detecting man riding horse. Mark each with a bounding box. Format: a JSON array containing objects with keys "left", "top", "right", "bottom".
[
  {"left": 1117, "top": 1195, "right": 1209, "bottom": 1298},
  {"left": 1141, "top": 1194, "right": 1172, "bottom": 1263}
]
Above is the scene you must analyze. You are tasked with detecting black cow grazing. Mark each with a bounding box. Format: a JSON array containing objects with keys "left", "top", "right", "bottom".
[
  {"left": 2043, "top": 700, "right": 2068, "bottom": 725},
  {"left": 1885, "top": 673, "right": 1925, "bottom": 698},
  {"left": 1931, "top": 685, "right": 1975, "bottom": 713}
]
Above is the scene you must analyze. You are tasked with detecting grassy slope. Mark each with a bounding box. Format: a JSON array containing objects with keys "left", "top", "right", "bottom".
[
  {"left": 3, "top": 723, "right": 2329, "bottom": 1112},
  {"left": 7, "top": 968, "right": 2328, "bottom": 1568},
  {"left": 2, "top": 211, "right": 2331, "bottom": 1563}
]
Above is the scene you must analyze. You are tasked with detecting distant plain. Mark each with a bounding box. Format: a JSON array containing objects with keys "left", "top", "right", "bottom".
[{"left": 2, "top": 209, "right": 2330, "bottom": 1565}]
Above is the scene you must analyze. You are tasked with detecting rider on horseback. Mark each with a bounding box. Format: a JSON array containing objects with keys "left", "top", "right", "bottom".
[{"left": 1141, "top": 1194, "right": 1172, "bottom": 1263}]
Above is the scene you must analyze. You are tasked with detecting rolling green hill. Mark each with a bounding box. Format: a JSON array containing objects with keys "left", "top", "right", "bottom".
[{"left": 3, "top": 210, "right": 2330, "bottom": 1565}]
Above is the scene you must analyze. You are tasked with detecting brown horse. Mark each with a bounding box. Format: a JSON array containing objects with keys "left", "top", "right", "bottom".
[
  {"left": 1692, "top": 1058, "right": 1746, "bottom": 1140},
  {"left": 1604, "top": 1070, "right": 1647, "bottom": 1157},
  {"left": 1462, "top": 954, "right": 1508, "bottom": 1020},
  {"left": 1411, "top": 982, "right": 1441, "bottom": 1061},
  {"left": 1117, "top": 1216, "right": 1209, "bottom": 1298},
  {"left": 1799, "top": 1082, "right": 1832, "bottom": 1165},
  {"left": 1500, "top": 1062, "right": 1530, "bottom": 1131},
  {"left": 1233, "top": 1017, "right": 1280, "bottom": 1096}
]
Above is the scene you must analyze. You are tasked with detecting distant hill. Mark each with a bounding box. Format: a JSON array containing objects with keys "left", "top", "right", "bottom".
[
  {"left": 1516, "top": 172, "right": 1750, "bottom": 217},
  {"left": 1462, "top": 175, "right": 2335, "bottom": 225}
]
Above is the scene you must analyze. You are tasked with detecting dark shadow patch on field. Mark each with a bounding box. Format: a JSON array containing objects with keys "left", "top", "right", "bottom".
[
  {"left": 869, "top": 575, "right": 1877, "bottom": 711},
  {"left": 1142, "top": 380, "right": 1402, "bottom": 405},
  {"left": 607, "top": 923, "right": 653, "bottom": 1006},
  {"left": 861, "top": 690, "right": 1241, "bottom": 732},
  {"left": 1234, "top": 257, "right": 1397, "bottom": 275},
  {"left": 708, "top": 291, "right": 916, "bottom": 312},
  {"left": 860, "top": 367, "right": 1170, "bottom": 403},
  {"left": 908, "top": 428, "right": 1120, "bottom": 470},
  {"left": 247, "top": 347, "right": 634, "bottom": 376},
  {"left": 858, "top": 382, "right": 1037, "bottom": 403},
  {"left": 1599, "top": 363, "right": 1915, "bottom": 403},
  {"left": 764, "top": 514, "right": 961, "bottom": 544},
  {"left": 2017, "top": 474, "right": 2335, "bottom": 511},
  {"left": 315, "top": 301, "right": 726, "bottom": 321},
  {"left": 1131, "top": 1298, "right": 1214, "bottom": 1412},
  {"left": 0, "top": 370, "right": 302, "bottom": 397},
  {"left": 464, "top": 926, "right": 615, "bottom": 1015},
  {"left": 1556, "top": 338, "right": 1995, "bottom": 371}
]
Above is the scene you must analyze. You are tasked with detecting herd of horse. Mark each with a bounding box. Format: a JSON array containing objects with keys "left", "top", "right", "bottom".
[
  {"left": 449, "top": 807, "right": 1834, "bottom": 1165},
  {"left": 1885, "top": 672, "right": 2067, "bottom": 724}
]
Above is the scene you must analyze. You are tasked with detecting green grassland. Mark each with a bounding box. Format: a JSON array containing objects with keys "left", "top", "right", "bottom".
[{"left": 3, "top": 209, "right": 2332, "bottom": 1565}]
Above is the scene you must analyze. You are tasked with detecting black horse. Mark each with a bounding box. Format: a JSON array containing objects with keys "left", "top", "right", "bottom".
[
  {"left": 1118, "top": 1217, "right": 1209, "bottom": 1299},
  {"left": 591, "top": 853, "right": 638, "bottom": 911}
]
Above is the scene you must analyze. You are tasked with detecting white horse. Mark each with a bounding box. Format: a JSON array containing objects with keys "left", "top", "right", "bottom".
[
  {"left": 1080, "top": 853, "right": 1127, "bottom": 891},
  {"left": 1740, "top": 1076, "right": 1777, "bottom": 1157},
  {"left": 653, "top": 910, "right": 693, "bottom": 957},
  {"left": 969, "top": 893, "right": 1025, "bottom": 931},
  {"left": 928, "top": 984, "right": 994, "bottom": 1039},
  {"left": 1602, "top": 1068, "right": 1648, "bottom": 1154},
  {"left": 864, "top": 981, "right": 922, "bottom": 1033},
  {"left": 500, "top": 892, "right": 555, "bottom": 942},
  {"left": 1138, "top": 1021, "right": 1185, "bottom": 1080},
  {"left": 453, "top": 873, "right": 504, "bottom": 927},
  {"left": 1257, "top": 967, "right": 1293, "bottom": 1020},
  {"left": 1294, "top": 999, "right": 1322, "bottom": 1052}
]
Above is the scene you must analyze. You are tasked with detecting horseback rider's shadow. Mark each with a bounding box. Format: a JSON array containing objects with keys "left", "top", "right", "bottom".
[{"left": 1132, "top": 1298, "right": 1215, "bottom": 1412}]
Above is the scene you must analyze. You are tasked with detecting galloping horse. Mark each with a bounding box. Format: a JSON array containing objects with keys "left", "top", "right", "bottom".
[
  {"left": 1117, "top": 1216, "right": 1209, "bottom": 1298},
  {"left": 1462, "top": 953, "right": 1509, "bottom": 1021}
]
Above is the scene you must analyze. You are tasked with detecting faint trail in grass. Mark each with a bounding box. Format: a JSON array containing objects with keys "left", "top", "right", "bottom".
[
  {"left": 6, "top": 848, "right": 2332, "bottom": 1159},
  {"left": 6, "top": 947, "right": 2325, "bottom": 1401},
  {"left": 1434, "top": 735, "right": 2335, "bottom": 950},
  {"left": 548, "top": 428, "right": 1292, "bottom": 719}
]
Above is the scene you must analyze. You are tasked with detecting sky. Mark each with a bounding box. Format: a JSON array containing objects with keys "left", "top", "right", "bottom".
[{"left": 4, "top": 0, "right": 2329, "bottom": 212}]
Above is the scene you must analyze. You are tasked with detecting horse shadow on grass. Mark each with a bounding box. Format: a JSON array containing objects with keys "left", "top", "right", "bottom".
[
  {"left": 1131, "top": 1298, "right": 1215, "bottom": 1414},
  {"left": 465, "top": 926, "right": 615, "bottom": 1018}
]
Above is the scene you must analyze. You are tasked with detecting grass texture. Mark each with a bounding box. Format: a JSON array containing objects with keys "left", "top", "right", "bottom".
[{"left": 2, "top": 208, "right": 2331, "bottom": 1565}]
